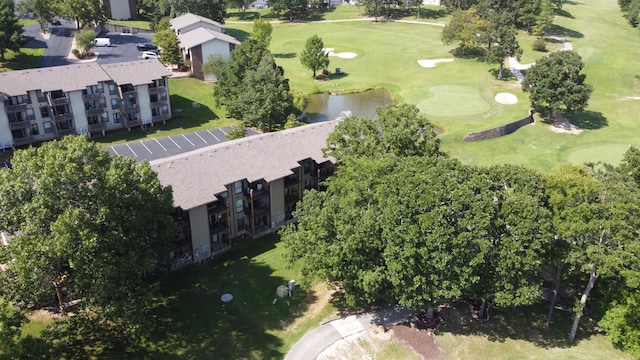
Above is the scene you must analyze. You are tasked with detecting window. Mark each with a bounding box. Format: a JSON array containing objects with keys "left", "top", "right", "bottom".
[
  {"left": 160, "top": 91, "right": 168, "bottom": 101},
  {"left": 235, "top": 199, "right": 243, "bottom": 213},
  {"left": 212, "top": 233, "right": 219, "bottom": 243},
  {"left": 96, "top": 83, "right": 104, "bottom": 93},
  {"left": 234, "top": 180, "right": 243, "bottom": 194},
  {"left": 108, "top": 83, "right": 117, "bottom": 95},
  {"left": 35, "top": 90, "right": 45, "bottom": 102},
  {"left": 43, "top": 121, "right": 53, "bottom": 133},
  {"left": 99, "top": 98, "right": 106, "bottom": 108},
  {"left": 111, "top": 98, "right": 119, "bottom": 109},
  {"left": 101, "top": 112, "right": 109, "bottom": 122},
  {"left": 113, "top": 113, "right": 121, "bottom": 123},
  {"left": 25, "top": 108, "right": 35, "bottom": 120},
  {"left": 237, "top": 217, "right": 245, "bottom": 231},
  {"left": 30, "top": 122, "right": 39, "bottom": 135},
  {"left": 40, "top": 107, "right": 49, "bottom": 118}
]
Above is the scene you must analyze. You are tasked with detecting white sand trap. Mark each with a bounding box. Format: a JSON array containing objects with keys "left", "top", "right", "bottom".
[
  {"left": 322, "top": 48, "right": 357, "bottom": 59},
  {"left": 417, "top": 58, "right": 454, "bottom": 68},
  {"left": 495, "top": 92, "right": 518, "bottom": 105}
]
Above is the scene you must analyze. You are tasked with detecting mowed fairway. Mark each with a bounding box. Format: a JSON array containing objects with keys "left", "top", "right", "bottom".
[{"left": 227, "top": 0, "right": 640, "bottom": 172}]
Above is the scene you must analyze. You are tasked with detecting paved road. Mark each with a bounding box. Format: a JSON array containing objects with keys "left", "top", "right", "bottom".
[
  {"left": 285, "top": 306, "right": 415, "bottom": 360},
  {"left": 32, "top": 21, "right": 76, "bottom": 68},
  {"left": 95, "top": 31, "right": 154, "bottom": 65}
]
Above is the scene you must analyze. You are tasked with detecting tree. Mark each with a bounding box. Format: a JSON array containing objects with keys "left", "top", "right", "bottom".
[
  {"left": 532, "top": 0, "right": 554, "bottom": 37},
  {"left": 522, "top": 50, "right": 593, "bottom": 118},
  {"left": 0, "top": 297, "right": 25, "bottom": 359},
  {"left": 202, "top": 53, "right": 227, "bottom": 80},
  {"left": 300, "top": 35, "right": 329, "bottom": 78},
  {"left": 0, "top": 136, "right": 178, "bottom": 335},
  {"left": 268, "top": 0, "right": 307, "bottom": 22},
  {"left": 324, "top": 103, "right": 442, "bottom": 163},
  {"left": 250, "top": 18, "right": 272, "bottom": 48},
  {"left": 484, "top": 12, "right": 522, "bottom": 79},
  {"left": 0, "top": 2, "right": 25, "bottom": 62},
  {"left": 15, "top": 0, "right": 57, "bottom": 33},
  {"left": 236, "top": 53, "right": 294, "bottom": 131},
  {"left": 229, "top": 0, "right": 253, "bottom": 18},
  {"left": 361, "top": 0, "right": 385, "bottom": 21},
  {"left": 60, "top": 0, "right": 106, "bottom": 28},
  {"left": 599, "top": 290, "right": 640, "bottom": 358},
  {"left": 167, "top": 0, "right": 227, "bottom": 23},
  {"left": 74, "top": 27, "right": 96, "bottom": 55},
  {"left": 214, "top": 38, "right": 269, "bottom": 118},
  {"left": 441, "top": 8, "right": 487, "bottom": 54},
  {"left": 153, "top": 28, "right": 182, "bottom": 68}
]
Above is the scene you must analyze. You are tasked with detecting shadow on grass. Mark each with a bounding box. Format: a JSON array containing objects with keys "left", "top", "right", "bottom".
[
  {"left": 565, "top": 110, "right": 608, "bottom": 130},
  {"left": 1, "top": 51, "right": 42, "bottom": 71},
  {"left": 389, "top": 7, "right": 447, "bottom": 19},
  {"left": 556, "top": 8, "right": 574, "bottom": 18},
  {"left": 548, "top": 24, "right": 584, "bottom": 39},
  {"left": 436, "top": 301, "right": 593, "bottom": 349},
  {"left": 488, "top": 67, "right": 518, "bottom": 81},
  {"left": 225, "top": 28, "right": 251, "bottom": 42},
  {"left": 274, "top": 52, "right": 297, "bottom": 59},
  {"left": 227, "top": 10, "right": 278, "bottom": 21}
]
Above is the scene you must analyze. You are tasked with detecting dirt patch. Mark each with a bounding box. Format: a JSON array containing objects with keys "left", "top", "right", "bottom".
[
  {"left": 285, "top": 284, "right": 336, "bottom": 333},
  {"left": 549, "top": 112, "right": 583, "bottom": 135},
  {"left": 392, "top": 324, "right": 443, "bottom": 360}
]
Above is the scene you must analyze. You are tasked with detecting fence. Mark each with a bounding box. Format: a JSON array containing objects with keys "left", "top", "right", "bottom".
[{"left": 463, "top": 110, "right": 535, "bottom": 142}]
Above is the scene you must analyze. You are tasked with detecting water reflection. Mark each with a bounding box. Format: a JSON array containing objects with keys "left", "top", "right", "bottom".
[{"left": 302, "top": 89, "right": 394, "bottom": 122}]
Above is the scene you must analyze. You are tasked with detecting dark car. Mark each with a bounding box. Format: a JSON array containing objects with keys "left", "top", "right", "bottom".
[
  {"left": 136, "top": 43, "right": 158, "bottom": 51},
  {"left": 51, "top": 20, "right": 61, "bottom": 26}
]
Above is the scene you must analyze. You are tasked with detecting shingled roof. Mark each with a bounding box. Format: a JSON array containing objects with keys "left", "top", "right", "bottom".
[{"left": 150, "top": 121, "right": 338, "bottom": 210}]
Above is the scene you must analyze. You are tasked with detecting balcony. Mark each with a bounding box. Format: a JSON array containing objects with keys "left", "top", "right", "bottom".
[
  {"left": 122, "top": 104, "right": 138, "bottom": 114},
  {"left": 148, "top": 86, "right": 166, "bottom": 95},
  {"left": 50, "top": 97, "right": 69, "bottom": 106},
  {"left": 122, "top": 90, "right": 137, "bottom": 98},
  {"left": 13, "top": 136, "right": 34, "bottom": 146},
  {"left": 152, "top": 113, "right": 171, "bottom": 123},
  {"left": 58, "top": 128, "right": 76, "bottom": 136},
  {"left": 247, "top": 203, "right": 270, "bottom": 217},
  {"left": 5, "top": 103, "right": 27, "bottom": 113},
  {"left": 209, "top": 221, "right": 228, "bottom": 233},
  {"left": 149, "top": 99, "right": 168, "bottom": 107},
  {"left": 9, "top": 120, "right": 28, "bottom": 130},
  {"left": 54, "top": 113, "right": 73, "bottom": 122},
  {"left": 82, "top": 93, "right": 103, "bottom": 101},
  {"left": 284, "top": 175, "right": 299, "bottom": 187},
  {"left": 126, "top": 119, "right": 141, "bottom": 127},
  {"left": 85, "top": 107, "right": 106, "bottom": 117},
  {"left": 285, "top": 194, "right": 300, "bottom": 205},
  {"left": 88, "top": 122, "right": 107, "bottom": 132}
]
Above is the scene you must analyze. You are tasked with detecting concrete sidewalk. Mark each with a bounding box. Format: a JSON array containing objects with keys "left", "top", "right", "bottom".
[{"left": 285, "top": 306, "right": 414, "bottom": 360}]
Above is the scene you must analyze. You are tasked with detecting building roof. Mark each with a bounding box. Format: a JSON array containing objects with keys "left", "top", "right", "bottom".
[
  {"left": 169, "top": 13, "right": 225, "bottom": 33},
  {"left": 177, "top": 27, "right": 240, "bottom": 50},
  {"left": 0, "top": 63, "right": 111, "bottom": 96},
  {"left": 150, "top": 121, "right": 338, "bottom": 210},
  {"left": 101, "top": 60, "right": 171, "bottom": 86},
  {"left": 0, "top": 61, "right": 171, "bottom": 97}
]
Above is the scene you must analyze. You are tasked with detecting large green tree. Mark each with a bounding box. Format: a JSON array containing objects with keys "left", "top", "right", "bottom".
[
  {"left": 483, "top": 12, "right": 522, "bottom": 79},
  {"left": 236, "top": 53, "right": 294, "bottom": 131},
  {"left": 0, "top": 136, "right": 178, "bottom": 335},
  {"left": 168, "top": 0, "right": 227, "bottom": 23},
  {"left": 0, "top": 297, "right": 25, "bottom": 359},
  {"left": 0, "top": 2, "right": 24, "bottom": 62},
  {"left": 441, "top": 8, "right": 487, "bottom": 54},
  {"left": 299, "top": 35, "right": 329, "bottom": 78},
  {"left": 250, "top": 18, "right": 272, "bottom": 48},
  {"left": 60, "top": 0, "right": 106, "bottom": 28},
  {"left": 522, "top": 50, "right": 593, "bottom": 119},
  {"left": 15, "top": 0, "right": 57, "bottom": 33}
]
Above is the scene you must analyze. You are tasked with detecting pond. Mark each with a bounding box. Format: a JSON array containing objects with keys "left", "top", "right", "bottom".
[{"left": 301, "top": 89, "right": 394, "bottom": 122}]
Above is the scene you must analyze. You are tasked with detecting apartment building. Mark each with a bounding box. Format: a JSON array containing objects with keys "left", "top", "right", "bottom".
[
  {"left": 151, "top": 121, "right": 338, "bottom": 268},
  {"left": 0, "top": 60, "right": 171, "bottom": 150}
]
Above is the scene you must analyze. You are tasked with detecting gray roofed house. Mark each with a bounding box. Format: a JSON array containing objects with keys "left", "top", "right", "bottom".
[
  {"left": 0, "top": 62, "right": 110, "bottom": 96},
  {"left": 101, "top": 60, "right": 172, "bottom": 86},
  {"left": 169, "top": 13, "right": 225, "bottom": 35},
  {"left": 177, "top": 27, "right": 240, "bottom": 50}
]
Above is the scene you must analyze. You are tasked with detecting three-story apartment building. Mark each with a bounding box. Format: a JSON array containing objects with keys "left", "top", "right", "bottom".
[
  {"left": 151, "top": 120, "right": 338, "bottom": 269},
  {"left": 0, "top": 60, "right": 171, "bottom": 150}
]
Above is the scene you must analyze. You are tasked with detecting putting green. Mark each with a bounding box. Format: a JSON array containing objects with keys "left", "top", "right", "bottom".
[
  {"left": 566, "top": 143, "right": 635, "bottom": 166},
  {"left": 417, "top": 84, "right": 491, "bottom": 117}
]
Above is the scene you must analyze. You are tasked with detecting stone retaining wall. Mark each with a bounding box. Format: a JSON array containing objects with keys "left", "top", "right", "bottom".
[{"left": 463, "top": 110, "right": 535, "bottom": 142}]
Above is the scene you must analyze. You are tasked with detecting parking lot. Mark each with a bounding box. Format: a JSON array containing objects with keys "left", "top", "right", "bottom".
[
  {"left": 94, "top": 31, "right": 155, "bottom": 65},
  {"left": 107, "top": 126, "right": 260, "bottom": 162}
]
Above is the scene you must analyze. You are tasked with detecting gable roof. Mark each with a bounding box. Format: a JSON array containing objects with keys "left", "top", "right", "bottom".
[
  {"left": 101, "top": 60, "right": 171, "bottom": 86},
  {"left": 177, "top": 27, "right": 240, "bottom": 50},
  {"left": 169, "top": 13, "right": 224, "bottom": 33},
  {"left": 150, "top": 121, "right": 338, "bottom": 210},
  {"left": 0, "top": 62, "right": 111, "bottom": 96}
]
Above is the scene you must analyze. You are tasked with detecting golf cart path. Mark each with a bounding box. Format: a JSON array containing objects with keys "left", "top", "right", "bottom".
[{"left": 285, "top": 306, "right": 414, "bottom": 360}]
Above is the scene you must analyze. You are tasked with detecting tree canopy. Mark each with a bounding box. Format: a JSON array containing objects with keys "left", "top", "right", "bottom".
[
  {"left": 522, "top": 50, "right": 593, "bottom": 116},
  {"left": 0, "top": 136, "right": 178, "bottom": 335},
  {"left": 0, "top": 2, "right": 25, "bottom": 62},
  {"left": 299, "top": 35, "right": 329, "bottom": 78}
]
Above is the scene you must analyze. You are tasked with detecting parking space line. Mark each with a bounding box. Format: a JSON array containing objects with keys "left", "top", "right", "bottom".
[
  {"left": 140, "top": 141, "right": 152, "bottom": 154},
  {"left": 110, "top": 146, "right": 119, "bottom": 155},
  {"left": 154, "top": 138, "right": 167, "bottom": 151},
  {"left": 126, "top": 143, "right": 137, "bottom": 157},
  {"left": 207, "top": 129, "right": 220, "bottom": 142},
  {"left": 182, "top": 134, "right": 195, "bottom": 146},
  {"left": 194, "top": 131, "right": 207, "bottom": 144},
  {"left": 169, "top": 136, "right": 181, "bottom": 149}
]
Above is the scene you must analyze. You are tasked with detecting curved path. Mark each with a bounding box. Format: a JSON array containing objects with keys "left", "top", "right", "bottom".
[
  {"left": 285, "top": 306, "right": 414, "bottom": 360},
  {"left": 508, "top": 34, "right": 573, "bottom": 81}
]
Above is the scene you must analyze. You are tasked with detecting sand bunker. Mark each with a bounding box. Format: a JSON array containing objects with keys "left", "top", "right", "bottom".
[
  {"left": 323, "top": 48, "right": 357, "bottom": 59},
  {"left": 495, "top": 92, "right": 518, "bottom": 105},
  {"left": 417, "top": 58, "right": 454, "bottom": 68}
]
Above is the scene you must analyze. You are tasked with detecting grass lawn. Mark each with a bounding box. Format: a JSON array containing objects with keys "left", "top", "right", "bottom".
[
  {"left": 0, "top": 48, "right": 44, "bottom": 71},
  {"left": 222, "top": 0, "right": 640, "bottom": 173},
  {"left": 107, "top": 19, "right": 152, "bottom": 30}
]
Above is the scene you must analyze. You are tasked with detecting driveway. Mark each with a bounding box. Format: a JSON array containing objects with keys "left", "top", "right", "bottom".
[
  {"left": 31, "top": 20, "right": 76, "bottom": 68},
  {"left": 94, "top": 31, "right": 155, "bottom": 65}
]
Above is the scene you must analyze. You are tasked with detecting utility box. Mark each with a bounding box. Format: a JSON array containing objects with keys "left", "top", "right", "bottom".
[{"left": 277, "top": 285, "right": 288, "bottom": 298}]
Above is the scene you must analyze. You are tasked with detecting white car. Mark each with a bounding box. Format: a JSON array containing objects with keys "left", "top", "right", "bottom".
[{"left": 141, "top": 51, "right": 159, "bottom": 59}]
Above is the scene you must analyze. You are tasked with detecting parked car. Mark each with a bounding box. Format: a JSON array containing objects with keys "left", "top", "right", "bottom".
[
  {"left": 141, "top": 51, "right": 159, "bottom": 59},
  {"left": 93, "top": 38, "right": 111, "bottom": 47},
  {"left": 137, "top": 43, "right": 158, "bottom": 51},
  {"left": 51, "top": 20, "right": 61, "bottom": 26}
]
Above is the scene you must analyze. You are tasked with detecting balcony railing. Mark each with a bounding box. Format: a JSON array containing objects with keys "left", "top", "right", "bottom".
[
  {"left": 5, "top": 103, "right": 27, "bottom": 113},
  {"left": 82, "top": 93, "right": 103, "bottom": 101},
  {"left": 126, "top": 119, "right": 141, "bottom": 127},
  {"left": 88, "top": 122, "right": 107, "bottom": 132},
  {"left": 85, "top": 107, "right": 106, "bottom": 117},
  {"left": 9, "top": 120, "right": 28, "bottom": 130},
  {"left": 13, "top": 136, "right": 34, "bottom": 146},
  {"left": 152, "top": 113, "right": 171, "bottom": 123},
  {"left": 57, "top": 128, "right": 76, "bottom": 136},
  {"left": 54, "top": 113, "right": 73, "bottom": 122},
  {"left": 122, "top": 104, "right": 138, "bottom": 114},
  {"left": 149, "top": 99, "right": 168, "bottom": 107},
  {"left": 148, "top": 86, "right": 166, "bottom": 95},
  {"left": 209, "top": 221, "right": 228, "bottom": 233},
  {"left": 50, "top": 97, "right": 69, "bottom": 106}
]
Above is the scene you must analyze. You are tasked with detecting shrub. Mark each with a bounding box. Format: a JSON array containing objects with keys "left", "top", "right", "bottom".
[
  {"left": 226, "top": 125, "right": 246, "bottom": 140},
  {"left": 532, "top": 38, "right": 548, "bottom": 52}
]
